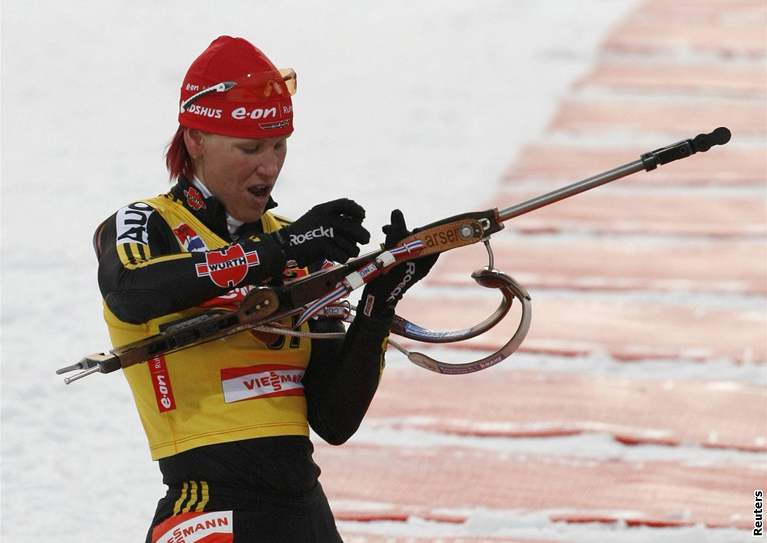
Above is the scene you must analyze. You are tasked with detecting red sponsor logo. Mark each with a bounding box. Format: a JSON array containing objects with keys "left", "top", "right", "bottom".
[
  {"left": 149, "top": 356, "right": 176, "bottom": 412},
  {"left": 183, "top": 186, "right": 206, "bottom": 210},
  {"left": 151, "top": 510, "right": 233, "bottom": 543},
  {"left": 195, "top": 244, "right": 260, "bottom": 288},
  {"left": 220, "top": 364, "right": 304, "bottom": 404}
]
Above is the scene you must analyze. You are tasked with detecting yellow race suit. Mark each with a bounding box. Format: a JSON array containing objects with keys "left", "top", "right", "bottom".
[{"left": 96, "top": 178, "right": 391, "bottom": 542}]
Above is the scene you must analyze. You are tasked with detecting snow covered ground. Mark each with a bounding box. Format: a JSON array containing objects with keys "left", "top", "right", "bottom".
[{"left": 0, "top": 1, "right": 646, "bottom": 541}]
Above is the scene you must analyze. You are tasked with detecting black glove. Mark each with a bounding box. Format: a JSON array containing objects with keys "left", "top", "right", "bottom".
[
  {"left": 273, "top": 198, "right": 370, "bottom": 267},
  {"left": 359, "top": 209, "right": 438, "bottom": 318}
]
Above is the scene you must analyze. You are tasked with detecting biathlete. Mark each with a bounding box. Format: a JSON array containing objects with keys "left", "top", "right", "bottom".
[{"left": 94, "top": 35, "right": 436, "bottom": 542}]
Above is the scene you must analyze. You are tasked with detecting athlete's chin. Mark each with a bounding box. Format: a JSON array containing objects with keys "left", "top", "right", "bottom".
[
  {"left": 226, "top": 191, "right": 271, "bottom": 223},
  {"left": 234, "top": 208, "right": 265, "bottom": 223}
]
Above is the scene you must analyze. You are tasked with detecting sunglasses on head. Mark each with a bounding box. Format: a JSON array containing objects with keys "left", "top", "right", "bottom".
[{"left": 180, "top": 68, "right": 297, "bottom": 113}]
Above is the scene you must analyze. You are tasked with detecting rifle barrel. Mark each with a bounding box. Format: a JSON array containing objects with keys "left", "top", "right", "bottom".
[
  {"left": 498, "top": 127, "right": 731, "bottom": 223},
  {"left": 497, "top": 159, "right": 644, "bottom": 223}
]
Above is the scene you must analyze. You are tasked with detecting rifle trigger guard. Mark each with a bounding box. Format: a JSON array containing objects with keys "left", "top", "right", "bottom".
[{"left": 389, "top": 266, "right": 532, "bottom": 375}]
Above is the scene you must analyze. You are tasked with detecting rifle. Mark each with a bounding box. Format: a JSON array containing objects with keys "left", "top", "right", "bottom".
[{"left": 56, "top": 127, "right": 731, "bottom": 383}]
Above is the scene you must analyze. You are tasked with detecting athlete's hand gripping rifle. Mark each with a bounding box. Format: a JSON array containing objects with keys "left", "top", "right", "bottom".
[{"left": 56, "top": 127, "right": 731, "bottom": 383}]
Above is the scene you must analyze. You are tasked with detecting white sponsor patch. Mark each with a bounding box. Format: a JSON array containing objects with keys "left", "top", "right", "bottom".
[
  {"left": 116, "top": 202, "right": 154, "bottom": 245},
  {"left": 155, "top": 511, "right": 233, "bottom": 543},
  {"left": 221, "top": 365, "right": 305, "bottom": 404}
]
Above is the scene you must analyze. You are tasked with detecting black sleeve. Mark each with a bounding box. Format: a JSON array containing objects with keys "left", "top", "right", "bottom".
[
  {"left": 97, "top": 201, "right": 287, "bottom": 324},
  {"left": 302, "top": 313, "right": 392, "bottom": 445}
]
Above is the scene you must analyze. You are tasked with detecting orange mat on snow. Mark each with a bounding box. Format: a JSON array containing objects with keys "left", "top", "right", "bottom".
[
  {"left": 503, "top": 145, "right": 765, "bottom": 185},
  {"left": 318, "top": 444, "right": 764, "bottom": 530},
  {"left": 342, "top": 535, "right": 560, "bottom": 543},
  {"left": 325, "top": 1, "right": 767, "bottom": 540},
  {"left": 430, "top": 238, "right": 767, "bottom": 294},
  {"left": 396, "top": 295, "right": 766, "bottom": 364},
  {"left": 550, "top": 100, "right": 766, "bottom": 137},
  {"left": 498, "top": 189, "right": 766, "bottom": 237},
  {"left": 367, "top": 369, "right": 766, "bottom": 452},
  {"left": 604, "top": 0, "right": 766, "bottom": 57},
  {"left": 577, "top": 62, "right": 766, "bottom": 98}
]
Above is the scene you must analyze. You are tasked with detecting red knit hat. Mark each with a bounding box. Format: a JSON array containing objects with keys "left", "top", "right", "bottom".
[{"left": 178, "top": 36, "right": 294, "bottom": 138}]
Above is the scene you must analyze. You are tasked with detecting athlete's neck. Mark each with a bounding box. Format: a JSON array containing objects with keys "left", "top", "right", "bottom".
[{"left": 192, "top": 177, "right": 243, "bottom": 236}]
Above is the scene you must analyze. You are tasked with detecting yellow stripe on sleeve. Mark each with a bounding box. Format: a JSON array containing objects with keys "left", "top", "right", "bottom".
[
  {"left": 181, "top": 481, "right": 199, "bottom": 513},
  {"left": 117, "top": 242, "right": 148, "bottom": 267},
  {"left": 379, "top": 337, "right": 389, "bottom": 376},
  {"left": 119, "top": 251, "right": 192, "bottom": 271},
  {"left": 172, "top": 481, "right": 188, "bottom": 515},
  {"left": 136, "top": 242, "right": 149, "bottom": 261},
  {"left": 194, "top": 481, "right": 210, "bottom": 512},
  {"left": 116, "top": 244, "right": 133, "bottom": 267}
]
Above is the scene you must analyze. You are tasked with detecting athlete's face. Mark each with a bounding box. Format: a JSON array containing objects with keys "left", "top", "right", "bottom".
[{"left": 188, "top": 131, "right": 288, "bottom": 223}]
